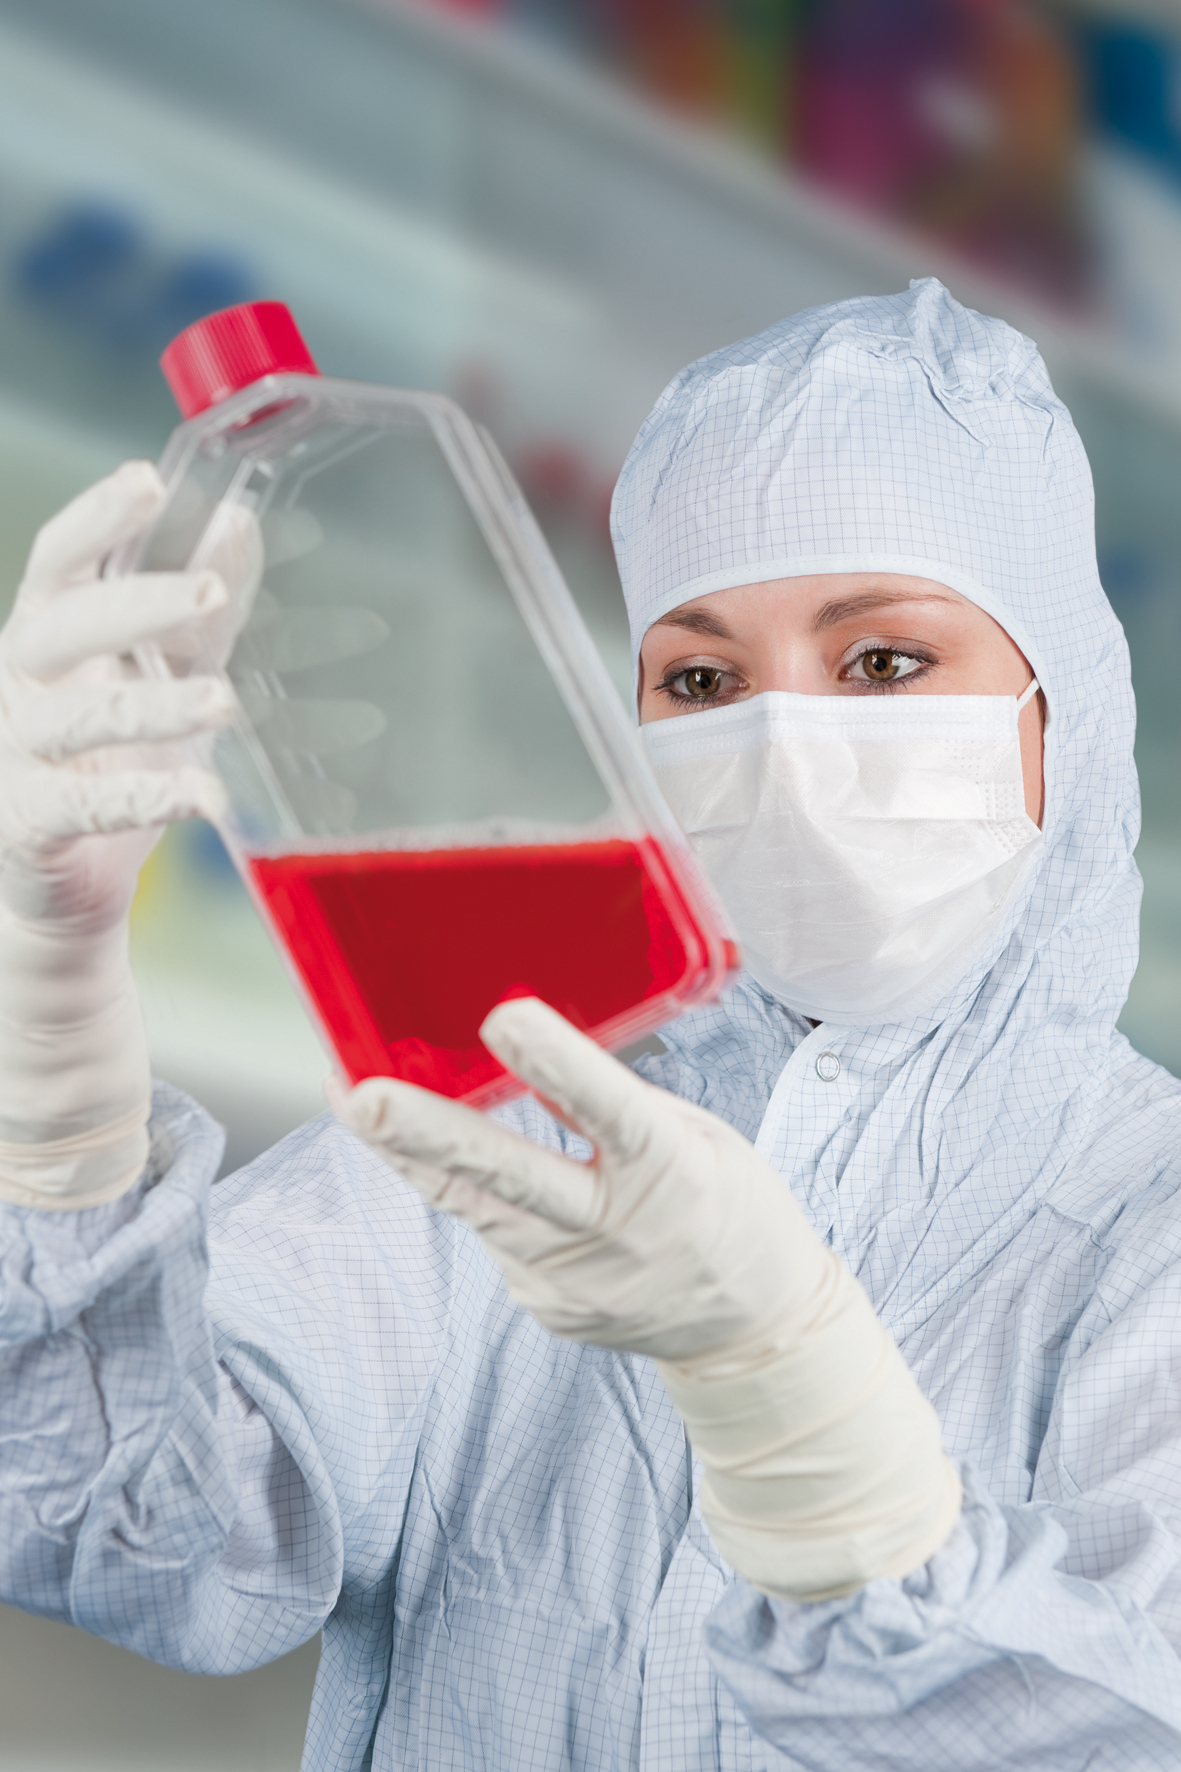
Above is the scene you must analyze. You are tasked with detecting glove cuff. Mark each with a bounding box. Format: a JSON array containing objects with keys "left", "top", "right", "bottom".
[
  {"left": 656, "top": 1256, "right": 963, "bottom": 1601},
  {"left": 0, "top": 1100, "right": 151, "bottom": 1210}
]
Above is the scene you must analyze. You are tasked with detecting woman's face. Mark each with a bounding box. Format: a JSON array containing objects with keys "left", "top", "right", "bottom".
[{"left": 637, "top": 572, "right": 1045, "bottom": 825}]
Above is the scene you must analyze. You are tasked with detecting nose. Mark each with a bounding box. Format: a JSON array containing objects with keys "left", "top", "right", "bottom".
[{"left": 757, "top": 638, "right": 840, "bottom": 696}]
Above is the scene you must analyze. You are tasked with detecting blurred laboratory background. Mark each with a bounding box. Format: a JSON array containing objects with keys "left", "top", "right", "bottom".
[{"left": 2, "top": 0, "right": 1181, "bottom": 1765}]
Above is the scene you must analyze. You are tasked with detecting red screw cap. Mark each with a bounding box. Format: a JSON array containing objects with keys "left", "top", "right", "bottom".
[{"left": 160, "top": 300, "right": 320, "bottom": 419}]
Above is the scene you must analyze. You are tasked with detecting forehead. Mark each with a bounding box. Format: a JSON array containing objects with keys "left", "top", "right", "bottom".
[{"left": 647, "top": 574, "right": 970, "bottom": 644}]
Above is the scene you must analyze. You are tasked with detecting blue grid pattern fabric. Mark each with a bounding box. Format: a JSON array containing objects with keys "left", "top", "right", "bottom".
[
  {"left": 2, "top": 282, "right": 1181, "bottom": 1767},
  {"left": 611, "top": 277, "right": 1108, "bottom": 691},
  {"left": 1, "top": 1015, "right": 1181, "bottom": 1770}
]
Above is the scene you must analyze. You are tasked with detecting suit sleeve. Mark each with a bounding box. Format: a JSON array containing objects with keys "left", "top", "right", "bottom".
[
  {"left": 704, "top": 1202, "right": 1181, "bottom": 1770},
  {"left": 0, "top": 1082, "right": 453, "bottom": 1675}
]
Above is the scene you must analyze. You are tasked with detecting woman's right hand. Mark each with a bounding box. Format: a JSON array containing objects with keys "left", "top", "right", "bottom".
[
  {"left": 0, "top": 460, "right": 254, "bottom": 1205},
  {"left": 0, "top": 460, "right": 247, "bottom": 935}
]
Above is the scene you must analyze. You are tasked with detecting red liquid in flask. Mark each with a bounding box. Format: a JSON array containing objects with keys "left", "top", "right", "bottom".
[{"left": 248, "top": 837, "right": 714, "bottom": 1102}]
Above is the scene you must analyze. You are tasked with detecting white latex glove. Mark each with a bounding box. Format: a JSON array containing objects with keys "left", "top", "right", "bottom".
[
  {"left": 0, "top": 460, "right": 252, "bottom": 1208},
  {"left": 332, "top": 997, "right": 962, "bottom": 1601}
]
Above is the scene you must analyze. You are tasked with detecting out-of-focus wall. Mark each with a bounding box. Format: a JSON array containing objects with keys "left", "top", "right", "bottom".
[{"left": 1, "top": 1, "right": 1181, "bottom": 1763}]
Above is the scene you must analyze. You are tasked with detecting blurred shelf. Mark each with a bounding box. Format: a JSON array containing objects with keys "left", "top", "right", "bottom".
[
  {"left": 6, "top": 0, "right": 1181, "bottom": 436},
  {"left": 352, "top": 0, "right": 1181, "bottom": 436},
  {"left": 0, "top": 14, "right": 611, "bottom": 454}
]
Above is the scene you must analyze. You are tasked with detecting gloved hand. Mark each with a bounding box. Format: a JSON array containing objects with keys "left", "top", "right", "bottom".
[
  {"left": 0, "top": 460, "right": 252, "bottom": 1209},
  {"left": 331, "top": 998, "right": 963, "bottom": 1601}
]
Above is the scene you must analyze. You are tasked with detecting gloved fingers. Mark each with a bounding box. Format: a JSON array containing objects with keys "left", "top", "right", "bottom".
[
  {"left": 393, "top": 1152, "right": 549, "bottom": 1241},
  {"left": 166, "top": 503, "right": 265, "bottom": 671},
  {"left": 12, "top": 571, "right": 228, "bottom": 680},
  {"left": 13, "top": 675, "right": 236, "bottom": 761},
  {"left": 370, "top": 1152, "right": 577, "bottom": 1281},
  {"left": 15, "top": 762, "right": 226, "bottom": 841},
  {"left": 331, "top": 1074, "right": 601, "bottom": 1232},
  {"left": 192, "top": 502, "right": 264, "bottom": 596},
  {"left": 20, "top": 461, "right": 165, "bottom": 595},
  {"left": 480, "top": 997, "right": 656, "bottom": 1166},
  {"left": 328, "top": 1097, "right": 591, "bottom": 1262}
]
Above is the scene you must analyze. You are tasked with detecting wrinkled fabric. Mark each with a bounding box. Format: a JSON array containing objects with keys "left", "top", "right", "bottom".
[
  {"left": 4, "top": 1028, "right": 1181, "bottom": 1770},
  {"left": 2, "top": 280, "right": 1181, "bottom": 1769}
]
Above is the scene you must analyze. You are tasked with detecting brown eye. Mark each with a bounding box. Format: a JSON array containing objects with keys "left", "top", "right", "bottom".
[
  {"left": 684, "top": 667, "right": 724, "bottom": 698},
  {"left": 844, "top": 645, "right": 928, "bottom": 688},
  {"left": 863, "top": 650, "right": 900, "bottom": 681}
]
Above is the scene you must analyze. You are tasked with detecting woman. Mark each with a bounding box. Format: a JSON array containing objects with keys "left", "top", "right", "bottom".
[{"left": 0, "top": 280, "right": 1177, "bottom": 1768}]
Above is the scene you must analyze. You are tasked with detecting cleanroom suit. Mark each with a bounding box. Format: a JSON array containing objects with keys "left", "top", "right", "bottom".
[{"left": 2, "top": 280, "right": 1181, "bottom": 1770}]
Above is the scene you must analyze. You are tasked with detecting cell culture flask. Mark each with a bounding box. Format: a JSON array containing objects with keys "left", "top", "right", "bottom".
[{"left": 113, "top": 301, "right": 738, "bottom": 1105}]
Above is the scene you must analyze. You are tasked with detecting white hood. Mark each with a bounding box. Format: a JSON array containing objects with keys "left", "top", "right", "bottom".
[{"left": 609, "top": 278, "right": 1142, "bottom": 1323}]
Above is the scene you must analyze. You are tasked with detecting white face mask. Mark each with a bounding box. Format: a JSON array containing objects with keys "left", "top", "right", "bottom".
[{"left": 642, "top": 686, "right": 1043, "bottom": 1025}]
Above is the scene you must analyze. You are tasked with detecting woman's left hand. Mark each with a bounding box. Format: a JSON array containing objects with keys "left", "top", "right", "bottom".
[
  {"left": 329, "top": 995, "right": 821, "bottom": 1361},
  {"left": 330, "top": 998, "right": 962, "bottom": 1600}
]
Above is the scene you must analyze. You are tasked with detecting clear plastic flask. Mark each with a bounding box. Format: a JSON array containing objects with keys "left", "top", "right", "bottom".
[{"left": 112, "top": 301, "right": 738, "bottom": 1106}]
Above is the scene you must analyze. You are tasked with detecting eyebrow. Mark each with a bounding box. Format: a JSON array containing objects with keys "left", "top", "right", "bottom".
[
  {"left": 655, "top": 588, "right": 959, "bottom": 642},
  {"left": 812, "top": 590, "right": 958, "bottom": 630},
  {"left": 654, "top": 608, "right": 735, "bottom": 640}
]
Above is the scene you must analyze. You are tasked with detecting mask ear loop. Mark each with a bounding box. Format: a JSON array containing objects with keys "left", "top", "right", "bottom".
[{"left": 1016, "top": 677, "right": 1040, "bottom": 712}]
